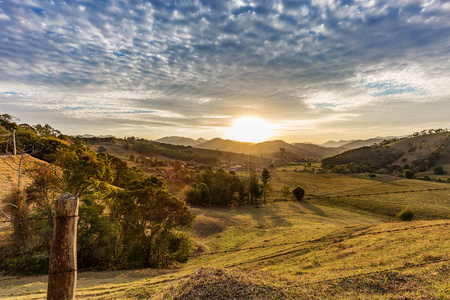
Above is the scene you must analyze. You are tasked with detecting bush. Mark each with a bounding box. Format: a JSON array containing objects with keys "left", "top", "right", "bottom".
[
  {"left": 368, "top": 173, "right": 376, "bottom": 178},
  {"left": 434, "top": 166, "right": 445, "bottom": 175},
  {"left": 292, "top": 187, "right": 305, "bottom": 201},
  {"left": 423, "top": 175, "right": 430, "bottom": 181},
  {"left": 403, "top": 169, "right": 415, "bottom": 179},
  {"left": 397, "top": 207, "right": 414, "bottom": 221}
]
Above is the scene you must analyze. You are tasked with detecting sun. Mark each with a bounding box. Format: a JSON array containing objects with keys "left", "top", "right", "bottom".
[{"left": 228, "top": 116, "right": 273, "bottom": 143}]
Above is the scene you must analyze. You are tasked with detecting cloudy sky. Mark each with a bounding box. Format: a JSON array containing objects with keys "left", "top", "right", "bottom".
[{"left": 0, "top": 0, "right": 449, "bottom": 143}]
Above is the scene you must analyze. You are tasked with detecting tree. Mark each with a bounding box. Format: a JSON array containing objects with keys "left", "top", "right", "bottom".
[
  {"left": 434, "top": 166, "right": 445, "bottom": 175},
  {"left": 397, "top": 207, "right": 414, "bottom": 221},
  {"left": 293, "top": 186, "right": 305, "bottom": 201},
  {"left": 113, "top": 183, "right": 195, "bottom": 267},
  {"left": 403, "top": 169, "right": 415, "bottom": 179},
  {"left": 279, "top": 148, "right": 286, "bottom": 159},
  {"left": 261, "top": 168, "right": 271, "bottom": 202},
  {"left": 248, "top": 173, "right": 262, "bottom": 204},
  {"left": 55, "top": 141, "right": 114, "bottom": 197}
]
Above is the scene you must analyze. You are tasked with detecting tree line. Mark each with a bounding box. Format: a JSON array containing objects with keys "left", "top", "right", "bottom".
[{"left": 0, "top": 115, "right": 195, "bottom": 275}]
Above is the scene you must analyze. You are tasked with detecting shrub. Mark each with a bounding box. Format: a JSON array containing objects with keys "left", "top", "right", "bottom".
[
  {"left": 403, "top": 169, "right": 415, "bottom": 179},
  {"left": 369, "top": 173, "right": 376, "bottom": 178},
  {"left": 423, "top": 175, "right": 430, "bottom": 181},
  {"left": 397, "top": 207, "right": 414, "bottom": 221},
  {"left": 292, "top": 187, "right": 305, "bottom": 201},
  {"left": 434, "top": 166, "right": 445, "bottom": 175}
]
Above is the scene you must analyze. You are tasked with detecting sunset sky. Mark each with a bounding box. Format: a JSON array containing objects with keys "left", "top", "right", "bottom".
[{"left": 0, "top": 0, "right": 449, "bottom": 143}]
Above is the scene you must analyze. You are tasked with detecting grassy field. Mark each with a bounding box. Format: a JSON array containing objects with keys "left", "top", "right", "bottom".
[{"left": 1, "top": 164, "right": 449, "bottom": 299}]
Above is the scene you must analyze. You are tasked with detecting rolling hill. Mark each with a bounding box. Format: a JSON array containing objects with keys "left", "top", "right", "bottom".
[{"left": 155, "top": 136, "right": 206, "bottom": 147}]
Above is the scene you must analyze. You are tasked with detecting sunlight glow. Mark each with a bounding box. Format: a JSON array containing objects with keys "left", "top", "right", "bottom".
[{"left": 228, "top": 116, "right": 274, "bottom": 143}]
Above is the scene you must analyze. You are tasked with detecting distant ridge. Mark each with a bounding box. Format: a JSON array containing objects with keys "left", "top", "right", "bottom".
[
  {"left": 156, "top": 136, "right": 206, "bottom": 147},
  {"left": 76, "top": 134, "right": 115, "bottom": 138},
  {"left": 320, "top": 139, "right": 355, "bottom": 148},
  {"left": 321, "top": 136, "right": 396, "bottom": 149}
]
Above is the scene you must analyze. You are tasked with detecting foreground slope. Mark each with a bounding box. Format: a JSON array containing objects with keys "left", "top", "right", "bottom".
[{"left": 2, "top": 171, "right": 449, "bottom": 299}]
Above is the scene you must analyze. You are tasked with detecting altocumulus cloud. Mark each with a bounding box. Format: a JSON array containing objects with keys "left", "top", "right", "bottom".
[{"left": 0, "top": 0, "right": 449, "bottom": 142}]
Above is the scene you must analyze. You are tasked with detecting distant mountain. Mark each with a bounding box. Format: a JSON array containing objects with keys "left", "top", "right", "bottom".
[
  {"left": 156, "top": 136, "right": 206, "bottom": 147},
  {"left": 197, "top": 138, "right": 318, "bottom": 159},
  {"left": 320, "top": 139, "right": 355, "bottom": 148},
  {"left": 76, "top": 134, "right": 115, "bottom": 138},
  {"left": 197, "top": 138, "right": 254, "bottom": 153},
  {"left": 340, "top": 138, "right": 385, "bottom": 150},
  {"left": 293, "top": 143, "right": 344, "bottom": 157},
  {"left": 321, "top": 137, "right": 395, "bottom": 150},
  {"left": 251, "top": 140, "right": 316, "bottom": 157}
]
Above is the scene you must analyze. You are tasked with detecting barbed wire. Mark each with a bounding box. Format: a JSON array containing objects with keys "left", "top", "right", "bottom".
[{"left": 1, "top": 186, "right": 449, "bottom": 225}]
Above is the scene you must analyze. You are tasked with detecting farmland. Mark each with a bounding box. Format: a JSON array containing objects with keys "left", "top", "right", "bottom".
[{"left": 1, "top": 166, "right": 449, "bottom": 299}]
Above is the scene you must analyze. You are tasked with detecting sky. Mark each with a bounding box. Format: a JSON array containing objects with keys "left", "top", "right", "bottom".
[{"left": 0, "top": 0, "right": 449, "bottom": 144}]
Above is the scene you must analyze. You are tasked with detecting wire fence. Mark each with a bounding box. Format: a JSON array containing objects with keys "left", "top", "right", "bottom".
[
  {"left": 1, "top": 187, "right": 449, "bottom": 294},
  {"left": 2, "top": 186, "right": 449, "bottom": 225}
]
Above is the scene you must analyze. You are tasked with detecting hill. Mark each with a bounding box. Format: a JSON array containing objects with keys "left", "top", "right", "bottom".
[
  {"left": 3, "top": 170, "right": 449, "bottom": 298},
  {"left": 293, "top": 143, "right": 344, "bottom": 157},
  {"left": 155, "top": 136, "right": 206, "bottom": 147},
  {"left": 320, "top": 139, "right": 355, "bottom": 148},
  {"left": 197, "top": 138, "right": 319, "bottom": 159},
  {"left": 321, "top": 136, "right": 396, "bottom": 149},
  {"left": 388, "top": 132, "right": 449, "bottom": 167},
  {"left": 197, "top": 138, "right": 254, "bottom": 154},
  {"left": 340, "top": 138, "right": 385, "bottom": 149}
]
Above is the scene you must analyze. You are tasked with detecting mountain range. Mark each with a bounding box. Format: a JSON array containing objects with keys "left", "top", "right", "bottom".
[{"left": 155, "top": 136, "right": 395, "bottom": 158}]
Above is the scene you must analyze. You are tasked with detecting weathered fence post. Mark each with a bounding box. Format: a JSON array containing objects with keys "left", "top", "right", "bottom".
[{"left": 47, "top": 192, "right": 79, "bottom": 300}]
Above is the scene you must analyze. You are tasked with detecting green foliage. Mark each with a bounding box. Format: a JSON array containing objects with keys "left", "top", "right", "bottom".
[
  {"left": 397, "top": 207, "right": 414, "bottom": 221},
  {"left": 0, "top": 113, "right": 19, "bottom": 131},
  {"left": 248, "top": 173, "right": 262, "bottom": 204},
  {"left": 1, "top": 136, "right": 196, "bottom": 275},
  {"left": 186, "top": 169, "right": 247, "bottom": 206},
  {"left": 293, "top": 186, "right": 305, "bottom": 201},
  {"left": 55, "top": 141, "right": 114, "bottom": 196},
  {"left": 369, "top": 173, "right": 376, "bottom": 178},
  {"left": 112, "top": 184, "right": 195, "bottom": 268},
  {"left": 186, "top": 183, "right": 211, "bottom": 205},
  {"left": 261, "top": 168, "right": 271, "bottom": 202},
  {"left": 403, "top": 169, "right": 415, "bottom": 179}
]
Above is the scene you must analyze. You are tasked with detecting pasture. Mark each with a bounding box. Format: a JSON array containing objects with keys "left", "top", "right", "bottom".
[{"left": 1, "top": 167, "right": 449, "bottom": 299}]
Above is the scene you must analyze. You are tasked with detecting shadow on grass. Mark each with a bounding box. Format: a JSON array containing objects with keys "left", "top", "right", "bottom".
[{"left": 297, "top": 201, "right": 328, "bottom": 217}]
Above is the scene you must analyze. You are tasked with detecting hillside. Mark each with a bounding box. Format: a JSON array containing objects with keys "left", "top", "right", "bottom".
[
  {"left": 321, "top": 136, "right": 396, "bottom": 149},
  {"left": 293, "top": 143, "right": 344, "bottom": 157},
  {"left": 0, "top": 154, "right": 46, "bottom": 201},
  {"left": 2, "top": 168, "right": 449, "bottom": 299},
  {"left": 339, "top": 138, "right": 384, "bottom": 149},
  {"left": 197, "top": 138, "right": 319, "bottom": 159},
  {"left": 388, "top": 132, "right": 450, "bottom": 167},
  {"left": 320, "top": 139, "right": 355, "bottom": 148},
  {"left": 155, "top": 136, "right": 206, "bottom": 147}
]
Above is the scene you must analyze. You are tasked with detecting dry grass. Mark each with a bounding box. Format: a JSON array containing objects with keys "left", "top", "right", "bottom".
[
  {"left": 1, "top": 161, "right": 449, "bottom": 299},
  {"left": 0, "top": 154, "right": 45, "bottom": 201},
  {"left": 154, "top": 267, "right": 291, "bottom": 299}
]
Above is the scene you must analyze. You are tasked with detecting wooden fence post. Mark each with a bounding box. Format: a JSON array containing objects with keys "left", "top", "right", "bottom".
[{"left": 47, "top": 192, "right": 79, "bottom": 300}]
